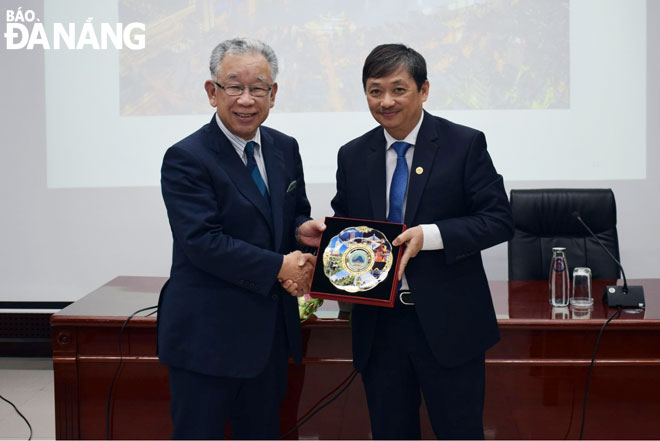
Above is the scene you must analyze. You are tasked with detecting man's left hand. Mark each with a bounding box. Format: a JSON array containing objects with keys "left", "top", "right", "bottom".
[
  {"left": 392, "top": 226, "right": 424, "bottom": 280},
  {"left": 297, "top": 218, "right": 326, "bottom": 248}
]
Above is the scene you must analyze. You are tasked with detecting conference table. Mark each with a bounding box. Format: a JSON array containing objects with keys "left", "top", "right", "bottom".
[{"left": 51, "top": 277, "right": 660, "bottom": 439}]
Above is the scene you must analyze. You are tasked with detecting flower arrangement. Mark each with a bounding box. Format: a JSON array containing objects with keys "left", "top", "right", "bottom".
[{"left": 298, "top": 294, "right": 323, "bottom": 322}]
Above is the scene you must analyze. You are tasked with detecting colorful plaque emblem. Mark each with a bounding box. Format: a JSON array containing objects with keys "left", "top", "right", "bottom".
[{"left": 322, "top": 226, "right": 394, "bottom": 293}]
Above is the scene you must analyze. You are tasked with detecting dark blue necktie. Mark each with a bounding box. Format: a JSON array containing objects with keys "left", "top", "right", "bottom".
[
  {"left": 244, "top": 141, "right": 271, "bottom": 210},
  {"left": 387, "top": 141, "right": 411, "bottom": 223}
]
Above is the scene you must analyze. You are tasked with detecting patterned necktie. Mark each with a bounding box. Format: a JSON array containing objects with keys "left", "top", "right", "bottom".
[
  {"left": 387, "top": 141, "right": 411, "bottom": 223},
  {"left": 244, "top": 141, "right": 271, "bottom": 209}
]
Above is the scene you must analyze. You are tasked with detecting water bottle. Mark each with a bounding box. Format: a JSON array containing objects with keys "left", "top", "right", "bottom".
[{"left": 549, "top": 247, "right": 569, "bottom": 306}]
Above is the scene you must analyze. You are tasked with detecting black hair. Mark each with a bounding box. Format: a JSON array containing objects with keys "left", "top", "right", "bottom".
[{"left": 362, "top": 44, "right": 427, "bottom": 91}]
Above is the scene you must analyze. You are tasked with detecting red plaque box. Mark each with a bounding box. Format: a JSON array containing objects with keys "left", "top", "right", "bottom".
[{"left": 310, "top": 216, "right": 406, "bottom": 308}]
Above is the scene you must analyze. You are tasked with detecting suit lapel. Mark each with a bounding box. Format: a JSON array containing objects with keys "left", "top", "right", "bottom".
[
  {"left": 367, "top": 131, "right": 387, "bottom": 221},
  {"left": 405, "top": 112, "right": 439, "bottom": 225},
  {"left": 207, "top": 117, "right": 274, "bottom": 232},
  {"left": 261, "top": 129, "right": 285, "bottom": 251}
]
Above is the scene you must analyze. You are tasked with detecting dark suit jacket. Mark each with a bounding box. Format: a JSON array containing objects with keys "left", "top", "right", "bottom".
[
  {"left": 331, "top": 111, "right": 513, "bottom": 370},
  {"left": 159, "top": 116, "right": 311, "bottom": 378}
]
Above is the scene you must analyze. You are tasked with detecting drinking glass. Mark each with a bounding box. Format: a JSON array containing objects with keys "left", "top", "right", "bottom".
[{"left": 571, "top": 267, "right": 593, "bottom": 307}]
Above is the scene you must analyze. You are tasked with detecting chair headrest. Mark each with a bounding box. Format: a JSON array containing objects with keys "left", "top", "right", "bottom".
[{"left": 510, "top": 189, "right": 617, "bottom": 236}]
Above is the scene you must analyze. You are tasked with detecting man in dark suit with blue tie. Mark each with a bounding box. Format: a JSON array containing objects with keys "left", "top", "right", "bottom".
[
  {"left": 331, "top": 44, "right": 514, "bottom": 439},
  {"left": 159, "top": 38, "right": 325, "bottom": 439}
]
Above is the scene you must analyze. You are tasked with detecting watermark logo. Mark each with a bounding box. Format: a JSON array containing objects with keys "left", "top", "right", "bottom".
[{"left": 5, "top": 8, "right": 145, "bottom": 50}]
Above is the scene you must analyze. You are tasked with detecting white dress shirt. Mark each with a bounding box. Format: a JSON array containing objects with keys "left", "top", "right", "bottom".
[
  {"left": 215, "top": 114, "right": 269, "bottom": 191},
  {"left": 383, "top": 113, "right": 444, "bottom": 290}
]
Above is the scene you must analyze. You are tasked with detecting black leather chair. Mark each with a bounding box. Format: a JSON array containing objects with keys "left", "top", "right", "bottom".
[{"left": 508, "top": 189, "right": 620, "bottom": 280}]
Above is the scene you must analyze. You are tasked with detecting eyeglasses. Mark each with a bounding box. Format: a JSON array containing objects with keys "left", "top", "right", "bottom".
[{"left": 214, "top": 81, "right": 272, "bottom": 97}]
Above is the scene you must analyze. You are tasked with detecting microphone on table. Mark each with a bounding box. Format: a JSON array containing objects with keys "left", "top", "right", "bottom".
[{"left": 572, "top": 211, "right": 645, "bottom": 308}]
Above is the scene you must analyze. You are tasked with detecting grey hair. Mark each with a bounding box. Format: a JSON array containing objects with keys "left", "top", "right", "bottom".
[{"left": 209, "top": 37, "right": 279, "bottom": 82}]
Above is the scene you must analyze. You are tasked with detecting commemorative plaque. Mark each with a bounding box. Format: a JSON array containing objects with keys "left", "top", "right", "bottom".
[{"left": 310, "top": 217, "right": 406, "bottom": 308}]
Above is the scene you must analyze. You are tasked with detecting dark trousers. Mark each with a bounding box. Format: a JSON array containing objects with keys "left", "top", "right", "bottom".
[
  {"left": 361, "top": 302, "right": 486, "bottom": 440},
  {"left": 168, "top": 307, "right": 288, "bottom": 440}
]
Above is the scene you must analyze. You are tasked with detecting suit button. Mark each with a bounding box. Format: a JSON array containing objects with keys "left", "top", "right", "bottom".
[{"left": 272, "top": 294, "right": 279, "bottom": 301}]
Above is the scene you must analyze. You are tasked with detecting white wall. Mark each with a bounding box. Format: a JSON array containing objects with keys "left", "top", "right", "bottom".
[{"left": 0, "top": 0, "right": 658, "bottom": 301}]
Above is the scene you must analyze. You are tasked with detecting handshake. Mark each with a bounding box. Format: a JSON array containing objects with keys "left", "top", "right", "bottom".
[
  {"left": 277, "top": 250, "right": 316, "bottom": 297},
  {"left": 277, "top": 218, "right": 326, "bottom": 297}
]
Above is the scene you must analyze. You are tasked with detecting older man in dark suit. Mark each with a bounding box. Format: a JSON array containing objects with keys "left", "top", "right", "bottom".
[
  {"left": 331, "top": 44, "right": 514, "bottom": 439},
  {"left": 159, "top": 37, "right": 324, "bottom": 439}
]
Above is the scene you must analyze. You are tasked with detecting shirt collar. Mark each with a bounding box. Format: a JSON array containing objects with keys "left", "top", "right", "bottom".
[
  {"left": 383, "top": 112, "right": 424, "bottom": 150},
  {"left": 214, "top": 113, "right": 262, "bottom": 154}
]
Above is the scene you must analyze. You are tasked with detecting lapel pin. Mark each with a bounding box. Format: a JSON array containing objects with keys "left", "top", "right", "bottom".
[{"left": 415, "top": 167, "right": 424, "bottom": 175}]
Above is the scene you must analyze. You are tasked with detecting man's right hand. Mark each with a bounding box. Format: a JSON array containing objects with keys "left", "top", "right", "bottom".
[{"left": 278, "top": 251, "right": 315, "bottom": 296}]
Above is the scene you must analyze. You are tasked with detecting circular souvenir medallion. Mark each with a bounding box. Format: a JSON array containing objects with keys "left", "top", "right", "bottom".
[
  {"left": 344, "top": 245, "right": 374, "bottom": 274},
  {"left": 322, "top": 226, "right": 394, "bottom": 293}
]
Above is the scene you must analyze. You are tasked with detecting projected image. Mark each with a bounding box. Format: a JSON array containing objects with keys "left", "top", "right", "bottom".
[
  {"left": 43, "top": 0, "right": 646, "bottom": 188},
  {"left": 118, "top": 0, "right": 569, "bottom": 115}
]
